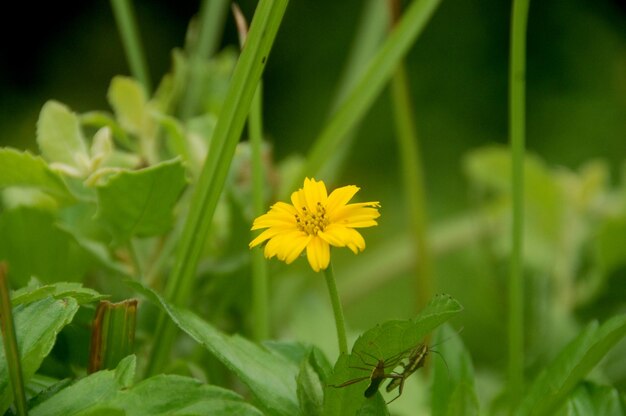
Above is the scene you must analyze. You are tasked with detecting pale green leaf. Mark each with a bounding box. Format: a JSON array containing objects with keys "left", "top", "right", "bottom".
[
  {"left": 36, "top": 100, "right": 89, "bottom": 169},
  {"left": 107, "top": 76, "right": 147, "bottom": 135},
  {"left": 126, "top": 280, "right": 300, "bottom": 416},
  {"left": 0, "top": 297, "right": 79, "bottom": 414},
  {"left": 517, "top": 315, "right": 626, "bottom": 416},
  {"left": 0, "top": 148, "right": 74, "bottom": 202},
  {"left": 95, "top": 158, "right": 187, "bottom": 242},
  {"left": 29, "top": 355, "right": 136, "bottom": 416}
]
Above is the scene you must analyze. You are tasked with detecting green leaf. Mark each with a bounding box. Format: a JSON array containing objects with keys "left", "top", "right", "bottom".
[
  {"left": 324, "top": 294, "right": 463, "bottom": 416},
  {"left": 297, "top": 354, "right": 324, "bottom": 416},
  {"left": 95, "top": 158, "right": 187, "bottom": 242},
  {"left": 36, "top": 101, "right": 89, "bottom": 170},
  {"left": 94, "top": 374, "right": 264, "bottom": 416},
  {"left": 517, "top": 314, "right": 626, "bottom": 416},
  {"left": 107, "top": 76, "right": 148, "bottom": 135},
  {"left": 0, "top": 148, "right": 74, "bottom": 203},
  {"left": 0, "top": 207, "right": 94, "bottom": 286},
  {"left": 11, "top": 282, "right": 106, "bottom": 306},
  {"left": 0, "top": 297, "right": 79, "bottom": 414},
  {"left": 127, "top": 280, "right": 300, "bottom": 416},
  {"left": 431, "top": 325, "right": 479, "bottom": 416},
  {"left": 29, "top": 355, "right": 136, "bottom": 416}
]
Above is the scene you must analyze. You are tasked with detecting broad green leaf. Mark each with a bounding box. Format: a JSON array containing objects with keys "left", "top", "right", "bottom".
[
  {"left": 0, "top": 207, "right": 94, "bottom": 286},
  {"left": 37, "top": 373, "right": 262, "bottom": 416},
  {"left": 432, "top": 325, "right": 479, "bottom": 416},
  {"left": 555, "top": 382, "right": 625, "bottom": 416},
  {"left": 107, "top": 76, "right": 147, "bottom": 135},
  {"left": 0, "top": 148, "right": 74, "bottom": 203},
  {"left": 92, "top": 374, "right": 263, "bottom": 416},
  {"left": 36, "top": 101, "right": 89, "bottom": 171},
  {"left": 297, "top": 355, "right": 324, "bottom": 416},
  {"left": 29, "top": 355, "right": 136, "bottom": 416},
  {"left": 11, "top": 282, "right": 106, "bottom": 306},
  {"left": 95, "top": 158, "right": 187, "bottom": 242},
  {"left": 127, "top": 280, "right": 300, "bottom": 416},
  {"left": 517, "top": 314, "right": 626, "bottom": 416},
  {"left": 324, "top": 294, "right": 463, "bottom": 416},
  {"left": 0, "top": 297, "right": 79, "bottom": 414}
]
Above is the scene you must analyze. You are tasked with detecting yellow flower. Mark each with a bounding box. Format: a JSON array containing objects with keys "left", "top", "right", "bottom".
[{"left": 249, "top": 177, "right": 380, "bottom": 272}]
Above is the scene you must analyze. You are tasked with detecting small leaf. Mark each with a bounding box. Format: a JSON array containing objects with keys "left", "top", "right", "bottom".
[
  {"left": 127, "top": 280, "right": 300, "bottom": 416},
  {"left": 324, "top": 294, "right": 463, "bottom": 416},
  {"left": 36, "top": 101, "right": 89, "bottom": 171},
  {"left": 11, "top": 282, "right": 106, "bottom": 306},
  {"left": 0, "top": 148, "right": 74, "bottom": 203},
  {"left": 517, "top": 314, "right": 626, "bottom": 416},
  {"left": 107, "top": 77, "right": 147, "bottom": 136},
  {"left": 95, "top": 158, "right": 187, "bottom": 242},
  {"left": 432, "top": 325, "right": 479, "bottom": 416},
  {"left": 297, "top": 354, "right": 324, "bottom": 416},
  {"left": 29, "top": 355, "right": 136, "bottom": 416},
  {"left": 0, "top": 297, "right": 79, "bottom": 414}
]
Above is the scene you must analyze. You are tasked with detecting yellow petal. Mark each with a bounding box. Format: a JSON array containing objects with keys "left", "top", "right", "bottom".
[
  {"left": 330, "top": 204, "right": 380, "bottom": 226},
  {"left": 326, "top": 185, "right": 359, "bottom": 214},
  {"left": 249, "top": 226, "right": 293, "bottom": 248},
  {"left": 303, "top": 177, "right": 328, "bottom": 210},
  {"left": 306, "top": 236, "right": 330, "bottom": 272},
  {"left": 284, "top": 234, "right": 312, "bottom": 264}
]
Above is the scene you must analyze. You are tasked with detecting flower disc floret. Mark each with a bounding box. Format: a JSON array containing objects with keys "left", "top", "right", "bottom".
[{"left": 249, "top": 177, "right": 380, "bottom": 272}]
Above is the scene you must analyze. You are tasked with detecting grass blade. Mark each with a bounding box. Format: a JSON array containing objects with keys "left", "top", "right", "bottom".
[{"left": 145, "top": 0, "right": 290, "bottom": 376}]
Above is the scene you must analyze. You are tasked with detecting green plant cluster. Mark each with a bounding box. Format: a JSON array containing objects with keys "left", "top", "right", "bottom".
[{"left": 0, "top": 0, "right": 625, "bottom": 415}]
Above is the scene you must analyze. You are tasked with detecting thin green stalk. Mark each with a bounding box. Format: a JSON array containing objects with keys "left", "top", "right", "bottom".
[
  {"left": 508, "top": 0, "right": 530, "bottom": 408},
  {"left": 290, "top": 0, "right": 442, "bottom": 192},
  {"left": 145, "top": 0, "right": 289, "bottom": 376},
  {"left": 110, "top": 0, "right": 152, "bottom": 92},
  {"left": 233, "top": 1, "right": 270, "bottom": 342},
  {"left": 179, "top": 0, "right": 230, "bottom": 119},
  {"left": 390, "top": 63, "right": 433, "bottom": 312},
  {"left": 250, "top": 86, "right": 269, "bottom": 341},
  {"left": 0, "top": 263, "right": 28, "bottom": 416},
  {"left": 324, "top": 264, "right": 348, "bottom": 356}
]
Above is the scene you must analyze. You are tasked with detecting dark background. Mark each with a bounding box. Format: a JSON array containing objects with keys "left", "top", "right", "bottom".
[{"left": 1, "top": 0, "right": 624, "bottom": 217}]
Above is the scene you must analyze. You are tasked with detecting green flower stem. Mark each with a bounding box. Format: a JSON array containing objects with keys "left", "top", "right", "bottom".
[
  {"left": 0, "top": 263, "right": 28, "bottom": 416},
  {"left": 250, "top": 85, "right": 270, "bottom": 341},
  {"left": 390, "top": 64, "right": 433, "bottom": 312},
  {"left": 145, "top": 0, "right": 289, "bottom": 376},
  {"left": 179, "top": 0, "right": 230, "bottom": 119},
  {"left": 508, "top": 0, "right": 531, "bottom": 407},
  {"left": 324, "top": 263, "right": 348, "bottom": 356},
  {"left": 110, "top": 0, "right": 151, "bottom": 92}
]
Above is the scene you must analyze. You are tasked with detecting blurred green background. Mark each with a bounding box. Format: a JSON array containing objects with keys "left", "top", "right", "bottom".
[
  {"left": 1, "top": 0, "right": 624, "bottom": 214},
  {"left": 1, "top": 0, "right": 624, "bottom": 408}
]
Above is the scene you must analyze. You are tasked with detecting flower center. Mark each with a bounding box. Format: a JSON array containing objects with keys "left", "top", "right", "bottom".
[{"left": 295, "top": 202, "right": 328, "bottom": 235}]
